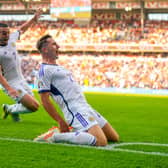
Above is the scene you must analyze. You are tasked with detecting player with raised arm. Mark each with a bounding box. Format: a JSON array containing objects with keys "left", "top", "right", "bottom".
[
  {"left": 0, "top": 9, "right": 42, "bottom": 122},
  {"left": 34, "top": 34, "right": 119, "bottom": 146}
]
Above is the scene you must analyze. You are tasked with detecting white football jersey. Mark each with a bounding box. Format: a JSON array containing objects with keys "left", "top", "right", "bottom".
[
  {"left": 38, "top": 63, "right": 89, "bottom": 125},
  {"left": 0, "top": 31, "right": 24, "bottom": 82}
]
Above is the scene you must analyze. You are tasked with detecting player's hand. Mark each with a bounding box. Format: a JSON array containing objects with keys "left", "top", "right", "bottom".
[
  {"left": 59, "top": 121, "right": 70, "bottom": 133},
  {"left": 7, "top": 88, "right": 19, "bottom": 99},
  {"left": 33, "top": 8, "right": 43, "bottom": 22}
]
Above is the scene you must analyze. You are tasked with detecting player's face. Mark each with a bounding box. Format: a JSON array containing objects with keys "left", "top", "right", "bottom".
[
  {"left": 0, "top": 27, "right": 10, "bottom": 46},
  {"left": 46, "top": 38, "right": 60, "bottom": 59}
]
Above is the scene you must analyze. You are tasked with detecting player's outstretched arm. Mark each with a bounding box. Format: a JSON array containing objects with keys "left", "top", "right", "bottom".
[
  {"left": 19, "top": 8, "right": 43, "bottom": 34},
  {"left": 40, "top": 92, "right": 70, "bottom": 133}
]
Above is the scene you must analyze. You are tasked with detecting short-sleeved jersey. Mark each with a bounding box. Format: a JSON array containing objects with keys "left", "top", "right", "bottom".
[
  {"left": 0, "top": 31, "right": 24, "bottom": 82},
  {"left": 37, "top": 63, "right": 90, "bottom": 125}
]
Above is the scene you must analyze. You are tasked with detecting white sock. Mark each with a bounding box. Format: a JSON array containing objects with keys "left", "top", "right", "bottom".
[
  {"left": 52, "top": 132, "right": 96, "bottom": 146},
  {"left": 7, "top": 103, "right": 31, "bottom": 114}
]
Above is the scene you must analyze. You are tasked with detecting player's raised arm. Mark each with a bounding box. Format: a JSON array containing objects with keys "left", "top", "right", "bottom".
[{"left": 19, "top": 8, "right": 43, "bottom": 34}]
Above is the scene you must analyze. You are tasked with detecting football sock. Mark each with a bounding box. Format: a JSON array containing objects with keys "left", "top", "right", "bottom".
[
  {"left": 52, "top": 132, "right": 96, "bottom": 146},
  {"left": 7, "top": 103, "right": 32, "bottom": 114}
]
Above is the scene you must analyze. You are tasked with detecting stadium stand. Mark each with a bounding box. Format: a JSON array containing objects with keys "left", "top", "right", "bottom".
[
  {"left": 21, "top": 53, "right": 168, "bottom": 89},
  {"left": 0, "top": 0, "right": 168, "bottom": 90}
]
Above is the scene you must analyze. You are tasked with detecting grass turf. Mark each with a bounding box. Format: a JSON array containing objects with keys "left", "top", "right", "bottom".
[{"left": 0, "top": 90, "right": 168, "bottom": 168}]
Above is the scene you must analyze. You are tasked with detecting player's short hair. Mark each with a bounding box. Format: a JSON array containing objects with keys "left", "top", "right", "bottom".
[
  {"left": 0, "top": 23, "right": 8, "bottom": 28},
  {"left": 36, "top": 34, "right": 52, "bottom": 52}
]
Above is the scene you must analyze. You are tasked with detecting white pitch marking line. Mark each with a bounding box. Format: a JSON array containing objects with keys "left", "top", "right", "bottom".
[
  {"left": 112, "top": 148, "right": 168, "bottom": 157},
  {"left": 0, "top": 137, "right": 168, "bottom": 157},
  {"left": 111, "top": 142, "right": 168, "bottom": 147}
]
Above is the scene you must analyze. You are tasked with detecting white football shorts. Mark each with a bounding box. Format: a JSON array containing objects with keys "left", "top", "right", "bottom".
[
  {"left": 7, "top": 80, "right": 33, "bottom": 102},
  {"left": 66, "top": 105, "right": 107, "bottom": 132}
]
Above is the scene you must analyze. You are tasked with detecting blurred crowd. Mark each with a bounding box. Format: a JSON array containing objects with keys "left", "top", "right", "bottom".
[
  {"left": 2, "top": 17, "right": 168, "bottom": 89},
  {"left": 21, "top": 53, "right": 168, "bottom": 89},
  {"left": 2, "top": 19, "right": 168, "bottom": 46}
]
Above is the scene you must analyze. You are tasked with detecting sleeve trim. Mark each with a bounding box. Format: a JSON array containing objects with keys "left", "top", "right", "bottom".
[{"left": 38, "top": 90, "right": 50, "bottom": 93}]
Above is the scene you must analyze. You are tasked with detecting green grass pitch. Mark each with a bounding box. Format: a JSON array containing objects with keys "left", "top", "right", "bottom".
[{"left": 0, "top": 90, "right": 168, "bottom": 168}]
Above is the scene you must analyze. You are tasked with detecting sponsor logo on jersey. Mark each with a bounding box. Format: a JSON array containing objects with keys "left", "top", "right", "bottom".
[{"left": 38, "top": 81, "right": 44, "bottom": 88}]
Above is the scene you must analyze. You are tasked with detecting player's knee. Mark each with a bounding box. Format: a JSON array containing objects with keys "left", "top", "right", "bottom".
[
  {"left": 29, "top": 101, "right": 39, "bottom": 112},
  {"left": 96, "top": 136, "right": 108, "bottom": 146},
  {"left": 108, "top": 133, "right": 119, "bottom": 142},
  {"left": 21, "top": 95, "right": 39, "bottom": 112},
  {"left": 32, "top": 103, "right": 39, "bottom": 112},
  {"left": 112, "top": 134, "right": 119, "bottom": 142}
]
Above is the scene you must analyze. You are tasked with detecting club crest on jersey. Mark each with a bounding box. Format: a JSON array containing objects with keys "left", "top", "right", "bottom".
[
  {"left": 17, "top": 89, "right": 22, "bottom": 95},
  {"left": 88, "top": 116, "right": 95, "bottom": 122},
  {"left": 11, "top": 42, "right": 16, "bottom": 47}
]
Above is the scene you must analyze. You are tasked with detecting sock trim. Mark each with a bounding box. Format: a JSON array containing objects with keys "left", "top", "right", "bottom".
[{"left": 90, "top": 137, "right": 97, "bottom": 146}]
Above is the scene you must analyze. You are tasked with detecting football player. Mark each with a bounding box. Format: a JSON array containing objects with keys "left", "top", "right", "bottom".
[
  {"left": 34, "top": 35, "right": 119, "bottom": 146},
  {"left": 0, "top": 9, "right": 42, "bottom": 121}
]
